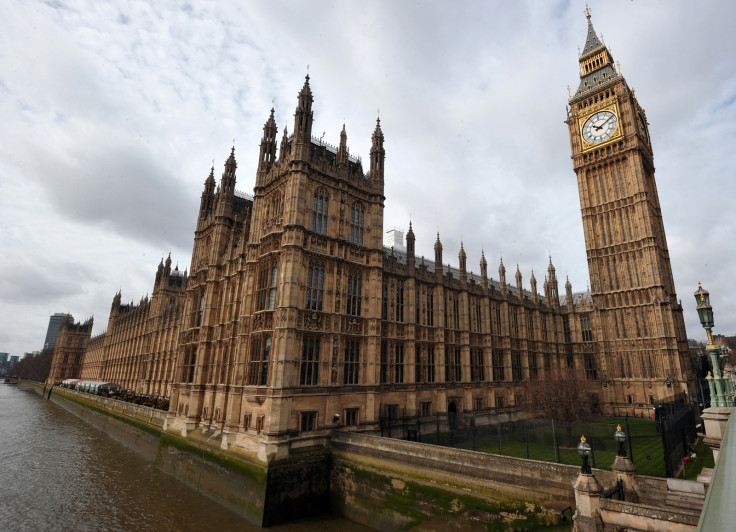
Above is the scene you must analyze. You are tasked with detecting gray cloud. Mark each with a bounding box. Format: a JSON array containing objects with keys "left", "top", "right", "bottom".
[{"left": 0, "top": 0, "right": 734, "bottom": 355}]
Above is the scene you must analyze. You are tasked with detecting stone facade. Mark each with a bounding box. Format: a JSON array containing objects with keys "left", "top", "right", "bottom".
[
  {"left": 566, "top": 12, "right": 692, "bottom": 413},
  {"left": 47, "top": 315, "right": 93, "bottom": 383},
  {"left": 49, "top": 13, "right": 692, "bottom": 460}
]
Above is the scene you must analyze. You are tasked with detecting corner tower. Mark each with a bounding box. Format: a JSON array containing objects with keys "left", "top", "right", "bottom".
[{"left": 567, "top": 9, "right": 691, "bottom": 409}]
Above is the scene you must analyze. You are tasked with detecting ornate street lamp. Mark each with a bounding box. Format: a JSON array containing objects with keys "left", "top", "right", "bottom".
[
  {"left": 694, "top": 282, "right": 730, "bottom": 407},
  {"left": 614, "top": 424, "right": 627, "bottom": 457},
  {"left": 577, "top": 435, "right": 592, "bottom": 474}
]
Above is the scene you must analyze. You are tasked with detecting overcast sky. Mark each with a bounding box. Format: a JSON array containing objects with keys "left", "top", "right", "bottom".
[{"left": 1, "top": 1, "right": 734, "bottom": 356}]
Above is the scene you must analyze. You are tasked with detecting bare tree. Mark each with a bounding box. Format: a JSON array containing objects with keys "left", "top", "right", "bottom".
[
  {"left": 14, "top": 348, "right": 54, "bottom": 382},
  {"left": 524, "top": 367, "right": 599, "bottom": 446}
]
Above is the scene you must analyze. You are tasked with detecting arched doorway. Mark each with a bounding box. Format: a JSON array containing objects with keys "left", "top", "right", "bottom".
[{"left": 448, "top": 401, "right": 458, "bottom": 431}]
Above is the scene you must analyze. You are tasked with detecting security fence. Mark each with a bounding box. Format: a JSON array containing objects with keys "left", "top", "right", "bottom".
[
  {"left": 654, "top": 394, "right": 698, "bottom": 478},
  {"left": 379, "top": 401, "right": 696, "bottom": 478}
]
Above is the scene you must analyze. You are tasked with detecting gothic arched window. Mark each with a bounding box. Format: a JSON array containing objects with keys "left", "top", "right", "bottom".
[
  {"left": 349, "top": 203, "right": 364, "bottom": 245},
  {"left": 306, "top": 262, "right": 324, "bottom": 311},
  {"left": 311, "top": 189, "right": 329, "bottom": 235}
]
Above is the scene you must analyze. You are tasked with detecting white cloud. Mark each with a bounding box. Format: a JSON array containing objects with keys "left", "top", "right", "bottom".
[{"left": 0, "top": 0, "right": 734, "bottom": 355}]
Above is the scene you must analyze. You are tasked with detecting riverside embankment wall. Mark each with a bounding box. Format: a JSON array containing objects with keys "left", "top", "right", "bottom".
[{"left": 23, "top": 382, "right": 606, "bottom": 529}]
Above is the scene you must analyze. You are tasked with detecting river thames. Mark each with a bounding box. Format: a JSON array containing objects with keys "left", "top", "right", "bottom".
[{"left": 0, "top": 384, "right": 366, "bottom": 531}]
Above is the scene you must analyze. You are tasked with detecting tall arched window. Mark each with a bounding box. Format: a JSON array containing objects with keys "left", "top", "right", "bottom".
[
  {"left": 257, "top": 262, "right": 278, "bottom": 311},
  {"left": 306, "top": 262, "right": 324, "bottom": 311},
  {"left": 349, "top": 203, "right": 364, "bottom": 245},
  {"left": 311, "top": 189, "right": 329, "bottom": 235},
  {"left": 197, "top": 294, "right": 205, "bottom": 326},
  {"left": 347, "top": 272, "right": 362, "bottom": 316}
]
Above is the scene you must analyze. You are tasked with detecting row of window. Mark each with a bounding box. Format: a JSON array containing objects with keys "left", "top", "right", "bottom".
[{"left": 311, "top": 189, "right": 364, "bottom": 245}]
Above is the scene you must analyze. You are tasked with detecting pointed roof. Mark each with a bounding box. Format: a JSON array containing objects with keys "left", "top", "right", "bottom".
[
  {"left": 205, "top": 165, "right": 215, "bottom": 187},
  {"left": 224, "top": 146, "right": 237, "bottom": 173},
  {"left": 297, "top": 74, "right": 313, "bottom": 108},
  {"left": 581, "top": 10, "right": 604, "bottom": 58},
  {"left": 572, "top": 9, "right": 622, "bottom": 102},
  {"left": 372, "top": 117, "right": 384, "bottom": 142},
  {"left": 265, "top": 107, "right": 276, "bottom": 130}
]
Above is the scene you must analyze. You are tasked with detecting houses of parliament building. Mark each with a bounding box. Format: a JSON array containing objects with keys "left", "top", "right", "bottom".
[{"left": 49, "top": 13, "right": 692, "bottom": 459}]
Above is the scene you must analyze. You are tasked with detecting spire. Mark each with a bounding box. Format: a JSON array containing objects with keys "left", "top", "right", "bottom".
[
  {"left": 530, "top": 269, "right": 538, "bottom": 304},
  {"left": 155, "top": 257, "right": 164, "bottom": 286},
  {"left": 293, "top": 75, "right": 314, "bottom": 150},
  {"left": 566, "top": 274, "right": 574, "bottom": 306},
  {"left": 258, "top": 107, "right": 278, "bottom": 175},
  {"left": 515, "top": 263, "right": 523, "bottom": 299},
  {"left": 459, "top": 241, "right": 467, "bottom": 283},
  {"left": 582, "top": 6, "right": 603, "bottom": 56},
  {"left": 434, "top": 233, "right": 443, "bottom": 277},
  {"left": 200, "top": 166, "right": 216, "bottom": 217},
  {"left": 370, "top": 117, "right": 385, "bottom": 183},
  {"left": 480, "top": 250, "right": 488, "bottom": 289},
  {"left": 499, "top": 258, "right": 507, "bottom": 294},
  {"left": 406, "top": 221, "right": 415, "bottom": 260},
  {"left": 338, "top": 122, "right": 348, "bottom": 164},
  {"left": 221, "top": 146, "right": 237, "bottom": 195},
  {"left": 572, "top": 7, "right": 621, "bottom": 102},
  {"left": 547, "top": 256, "right": 559, "bottom": 308},
  {"left": 279, "top": 125, "right": 289, "bottom": 161}
]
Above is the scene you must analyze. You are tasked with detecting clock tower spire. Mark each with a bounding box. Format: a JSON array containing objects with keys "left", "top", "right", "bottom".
[{"left": 566, "top": 9, "right": 692, "bottom": 409}]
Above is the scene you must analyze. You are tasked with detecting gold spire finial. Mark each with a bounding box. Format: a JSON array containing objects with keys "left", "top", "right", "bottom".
[
  {"left": 585, "top": 4, "right": 591, "bottom": 20},
  {"left": 567, "top": 85, "right": 571, "bottom": 98},
  {"left": 581, "top": 435, "right": 587, "bottom": 443},
  {"left": 698, "top": 281, "right": 702, "bottom": 289}
]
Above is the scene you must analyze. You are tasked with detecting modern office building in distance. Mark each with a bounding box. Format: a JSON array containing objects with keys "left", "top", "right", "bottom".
[{"left": 43, "top": 313, "right": 72, "bottom": 350}]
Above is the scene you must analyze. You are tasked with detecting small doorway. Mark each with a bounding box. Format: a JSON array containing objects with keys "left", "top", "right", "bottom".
[{"left": 448, "top": 401, "right": 458, "bottom": 431}]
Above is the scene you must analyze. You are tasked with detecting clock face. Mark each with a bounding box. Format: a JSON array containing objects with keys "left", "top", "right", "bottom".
[
  {"left": 581, "top": 110, "right": 618, "bottom": 144},
  {"left": 638, "top": 114, "right": 649, "bottom": 145}
]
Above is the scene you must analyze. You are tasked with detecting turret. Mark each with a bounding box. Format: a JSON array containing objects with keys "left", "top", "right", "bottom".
[
  {"left": 370, "top": 117, "right": 385, "bottom": 185},
  {"left": 199, "top": 166, "right": 216, "bottom": 218},
  {"left": 406, "top": 221, "right": 415, "bottom": 271},
  {"left": 293, "top": 75, "right": 313, "bottom": 159},
  {"left": 459, "top": 242, "right": 467, "bottom": 283},
  {"left": 515, "top": 264, "right": 523, "bottom": 299},
  {"left": 279, "top": 125, "right": 290, "bottom": 162},
  {"left": 566, "top": 275, "right": 574, "bottom": 308},
  {"left": 257, "top": 108, "right": 278, "bottom": 178},
  {"left": 547, "top": 257, "right": 559, "bottom": 308},
  {"left": 499, "top": 258, "right": 507, "bottom": 295},
  {"left": 222, "top": 147, "right": 237, "bottom": 195},
  {"left": 480, "top": 250, "right": 488, "bottom": 290},
  {"left": 337, "top": 123, "right": 348, "bottom": 165},
  {"left": 155, "top": 257, "right": 164, "bottom": 286},
  {"left": 434, "top": 233, "right": 443, "bottom": 280},
  {"left": 530, "top": 270, "right": 539, "bottom": 304}
]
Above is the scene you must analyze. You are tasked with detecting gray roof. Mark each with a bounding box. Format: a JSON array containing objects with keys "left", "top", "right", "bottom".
[
  {"left": 574, "top": 64, "right": 621, "bottom": 99},
  {"left": 581, "top": 18, "right": 604, "bottom": 57},
  {"left": 383, "top": 246, "right": 601, "bottom": 306}
]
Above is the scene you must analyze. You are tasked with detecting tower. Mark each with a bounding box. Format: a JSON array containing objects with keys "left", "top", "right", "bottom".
[{"left": 567, "top": 9, "right": 691, "bottom": 406}]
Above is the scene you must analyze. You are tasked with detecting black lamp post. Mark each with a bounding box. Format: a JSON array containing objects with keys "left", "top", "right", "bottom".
[
  {"left": 577, "top": 435, "right": 592, "bottom": 474},
  {"left": 614, "top": 424, "right": 626, "bottom": 457}
]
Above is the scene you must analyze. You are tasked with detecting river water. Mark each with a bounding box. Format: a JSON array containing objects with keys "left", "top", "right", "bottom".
[{"left": 0, "top": 384, "right": 367, "bottom": 532}]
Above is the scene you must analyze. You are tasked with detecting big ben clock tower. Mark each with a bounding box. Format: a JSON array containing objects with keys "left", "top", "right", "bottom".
[{"left": 567, "top": 8, "right": 692, "bottom": 411}]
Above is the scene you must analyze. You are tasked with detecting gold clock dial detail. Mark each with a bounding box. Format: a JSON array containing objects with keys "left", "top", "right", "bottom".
[{"left": 582, "top": 110, "right": 618, "bottom": 144}]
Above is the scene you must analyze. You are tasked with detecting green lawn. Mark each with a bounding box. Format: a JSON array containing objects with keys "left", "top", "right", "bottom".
[
  {"left": 451, "top": 418, "right": 671, "bottom": 477},
  {"left": 678, "top": 437, "right": 715, "bottom": 480}
]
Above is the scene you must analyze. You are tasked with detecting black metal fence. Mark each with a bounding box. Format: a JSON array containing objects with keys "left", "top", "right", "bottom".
[
  {"left": 654, "top": 394, "right": 698, "bottom": 478},
  {"left": 379, "top": 402, "right": 693, "bottom": 477}
]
